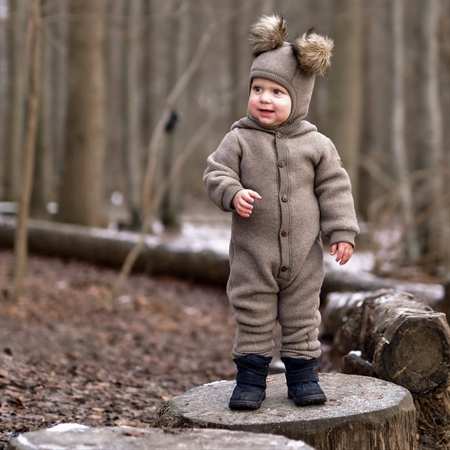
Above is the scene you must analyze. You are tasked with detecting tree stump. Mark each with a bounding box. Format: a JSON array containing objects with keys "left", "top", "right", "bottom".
[
  {"left": 157, "top": 373, "right": 417, "bottom": 450},
  {"left": 8, "top": 424, "right": 314, "bottom": 450}
]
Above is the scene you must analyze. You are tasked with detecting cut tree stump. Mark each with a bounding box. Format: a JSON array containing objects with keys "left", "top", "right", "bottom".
[
  {"left": 8, "top": 424, "right": 315, "bottom": 450},
  {"left": 157, "top": 373, "right": 417, "bottom": 450},
  {"left": 323, "top": 290, "right": 450, "bottom": 396}
]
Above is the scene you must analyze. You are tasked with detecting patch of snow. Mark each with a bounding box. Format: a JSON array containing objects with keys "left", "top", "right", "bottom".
[
  {"left": 90, "top": 228, "right": 140, "bottom": 243},
  {"left": 17, "top": 435, "right": 37, "bottom": 449},
  {"left": 47, "top": 423, "right": 89, "bottom": 433},
  {"left": 324, "top": 250, "right": 375, "bottom": 273}
]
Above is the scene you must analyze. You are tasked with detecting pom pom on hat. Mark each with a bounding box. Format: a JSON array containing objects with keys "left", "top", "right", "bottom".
[
  {"left": 248, "top": 14, "right": 288, "bottom": 57},
  {"left": 292, "top": 28, "right": 334, "bottom": 77}
]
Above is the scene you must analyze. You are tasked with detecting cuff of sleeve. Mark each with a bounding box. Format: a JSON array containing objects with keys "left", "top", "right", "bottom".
[
  {"left": 329, "top": 231, "right": 356, "bottom": 248},
  {"left": 222, "top": 186, "right": 244, "bottom": 212}
]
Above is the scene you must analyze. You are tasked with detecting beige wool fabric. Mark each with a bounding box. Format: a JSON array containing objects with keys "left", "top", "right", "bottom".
[
  {"left": 203, "top": 16, "right": 359, "bottom": 359},
  {"left": 204, "top": 118, "right": 359, "bottom": 358}
]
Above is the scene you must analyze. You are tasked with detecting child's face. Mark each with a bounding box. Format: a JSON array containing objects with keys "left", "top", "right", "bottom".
[{"left": 248, "top": 78, "right": 292, "bottom": 126}]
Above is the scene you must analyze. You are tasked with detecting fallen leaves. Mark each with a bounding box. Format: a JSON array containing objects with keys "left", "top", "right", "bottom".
[{"left": 0, "top": 250, "right": 235, "bottom": 446}]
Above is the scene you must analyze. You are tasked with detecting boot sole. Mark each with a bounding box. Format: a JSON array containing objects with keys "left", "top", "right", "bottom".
[
  {"left": 229, "top": 392, "right": 266, "bottom": 410},
  {"left": 288, "top": 391, "right": 327, "bottom": 407}
]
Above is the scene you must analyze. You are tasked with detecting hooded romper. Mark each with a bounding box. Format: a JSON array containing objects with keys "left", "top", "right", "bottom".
[{"left": 203, "top": 41, "right": 359, "bottom": 361}]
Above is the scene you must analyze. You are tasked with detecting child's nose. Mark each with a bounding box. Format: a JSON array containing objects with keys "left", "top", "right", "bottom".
[{"left": 260, "top": 91, "right": 271, "bottom": 102}]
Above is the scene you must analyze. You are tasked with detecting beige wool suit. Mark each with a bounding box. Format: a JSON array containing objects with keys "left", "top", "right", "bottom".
[{"left": 203, "top": 40, "right": 359, "bottom": 361}]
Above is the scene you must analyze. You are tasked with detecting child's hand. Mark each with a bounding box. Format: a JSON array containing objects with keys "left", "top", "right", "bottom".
[
  {"left": 330, "top": 242, "right": 353, "bottom": 266},
  {"left": 232, "top": 189, "right": 262, "bottom": 218}
]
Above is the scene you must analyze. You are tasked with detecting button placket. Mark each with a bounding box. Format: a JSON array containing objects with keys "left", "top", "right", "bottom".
[{"left": 276, "top": 132, "right": 290, "bottom": 280}]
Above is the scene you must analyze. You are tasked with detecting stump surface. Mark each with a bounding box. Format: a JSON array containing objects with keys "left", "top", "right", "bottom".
[{"left": 158, "top": 373, "right": 417, "bottom": 450}]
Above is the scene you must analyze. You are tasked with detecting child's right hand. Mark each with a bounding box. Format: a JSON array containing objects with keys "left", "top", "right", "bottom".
[{"left": 232, "top": 189, "right": 262, "bottom": 218}]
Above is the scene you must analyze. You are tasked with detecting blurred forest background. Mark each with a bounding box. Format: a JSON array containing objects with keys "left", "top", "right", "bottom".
[{"left": 0, "top": 0, "right": 449, "bottom": 282}]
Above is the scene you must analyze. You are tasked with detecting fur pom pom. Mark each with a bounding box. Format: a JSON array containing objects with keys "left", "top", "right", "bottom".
[
  {"left": 248, "top": 15, "right": 288, "bottom": 57},
  {"left": 292, "top": 29, "right": 334, "bottom": 76}
]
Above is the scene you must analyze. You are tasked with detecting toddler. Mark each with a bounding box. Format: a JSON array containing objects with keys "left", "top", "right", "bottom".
[{"left": 203, "top": 15, "right": 359, "bottom": 410}]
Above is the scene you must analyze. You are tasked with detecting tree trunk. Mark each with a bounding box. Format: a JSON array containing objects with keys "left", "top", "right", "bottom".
[
  {"left": 324, "top": 290, "right": 450, "bottom": 397},
  {"left": 359, "top": 1, "right": 393, "bottom": 213},
  {"left": 416, "top": 0, "right": 447, "bottom": 273},
  {"left": 56, "top": 0, "right": 106, "bottom": 227},
  {"left": 4, "top": 0, "right": 27, "bottom": 202},
  {"left": 391, "top": 0, "right": 420, "bottom": 261},
  {"left": 10, "top": 0, "right": 42, "bottom": 301},
  {"left": 160, "top": 0, "right": 192, "bottom": 231},
  {"left": 123, "top": 0, "right": 143, "bottom": 229},
  {"left": 104, "top": 0, "right": 125, "bottom": 220},
  {"left": 50, "top": 0, "right": 68, "bottom": 184},
  {"left": 30, "top": 0, "right": 53, "bottom": 220},
  {"left": 327, "top": 0, "right": 363, "bottom": 208}
]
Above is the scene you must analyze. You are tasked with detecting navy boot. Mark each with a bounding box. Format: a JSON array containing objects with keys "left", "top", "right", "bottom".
[
  {"left": 229, "top": 354, "right": 271, "bottom": 410},
  {"left": 281, "top": 357, "right": 327, "bottom": 406}
]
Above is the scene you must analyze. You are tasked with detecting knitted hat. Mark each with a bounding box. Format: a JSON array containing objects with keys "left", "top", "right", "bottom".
[{"left": 248, "top": 15, "right": 333, "bottom": 125}]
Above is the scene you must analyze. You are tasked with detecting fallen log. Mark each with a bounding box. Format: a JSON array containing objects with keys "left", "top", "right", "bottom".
[
  {"left": 324, "top": 290, "right": 450, "bottom": 396},
  {"left": 321, "top": 269, "right": 443, "bottom": 308},
  {"left": 0, "top": 216, "right": 229, "bottom": 285},
  {"left": 0, "top": 217, "right": 444, "bottom": 307},
  {"left": 324, "top": 290, "right": 450, "bottom": 450}
]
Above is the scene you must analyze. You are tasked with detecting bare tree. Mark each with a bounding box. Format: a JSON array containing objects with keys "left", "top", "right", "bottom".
[
  {"left": 56, "top": 0, "right": 106, "bottom": 227},
  {"left": 30, "top": 0, "right": 53, "bottom": 219},
  {"left": 4, "top": 0, "right": 27, "bottom": 202},
  {"left": 10, "top": 0, "right": 42, "bottom": 301},
  {"left": 416, "top": 0, "right": 447, "bottom": 272},
  {"left": 123, "top": 0, "right": 144, "bottom": 229},
  {"left": 391, "top": 0, "right": 420, "bottom": 261},
  {"left": 327, "top": 0, "right": 363, "bottom": 208},
  {"left": 160, "top": 0, "right": 192, "bottom": 231}
]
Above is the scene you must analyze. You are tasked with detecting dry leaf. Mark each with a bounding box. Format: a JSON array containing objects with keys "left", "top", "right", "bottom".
[{"left": 325, "top": 399, "right": 341, "bottom": 406}]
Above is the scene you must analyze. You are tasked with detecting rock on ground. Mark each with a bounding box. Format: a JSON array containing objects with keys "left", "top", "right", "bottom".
[{"left": 8, "top": 424, "right": 315, "bottom": 450}]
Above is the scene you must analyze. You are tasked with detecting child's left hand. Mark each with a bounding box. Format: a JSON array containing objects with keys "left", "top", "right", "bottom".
[{"left": 330, "top": 242, "right": 353, "bottom": 266}]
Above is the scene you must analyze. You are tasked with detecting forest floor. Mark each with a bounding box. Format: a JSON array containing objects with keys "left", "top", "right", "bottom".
[{"left": 0, "top": 248, "right": 447, "bottom": 449}]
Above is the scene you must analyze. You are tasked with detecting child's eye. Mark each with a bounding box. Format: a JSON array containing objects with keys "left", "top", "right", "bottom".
[
  {"left": 274, "top": 89, "right": 282, "bottom": 95},
  {"left": 253, "top": 86, "right": 262, "bottom": 93}
]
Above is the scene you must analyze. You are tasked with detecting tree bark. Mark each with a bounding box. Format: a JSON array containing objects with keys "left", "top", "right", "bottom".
[
  {"left": 123, "top": 0, "right": 143, "bottom": 229},
  {"left": 56, "top": 0, "right": 106, "bottom": 227},
  {"left": 4, "top": 0, "right": 27, "bottom": 202},
  {"left": 30, "top": 0, "right": 53, "bottom": 220},
  {"left": 104, "top": 0, "right": 125, "bottom": 218},
  {"left": 160, "top": 0, "right": 192, "bottom": 231},
  {"left": 391, "top": 0, "right": 420, "bottom": 261},
  {"left": 416, "top": 0, "right": 447, "bottom": 273},
  {"left": 10, "top": 0, "right": 42, "bottom": 301},
  {"left": 327, "top": 0, "right": 363, "bottom": 208}
]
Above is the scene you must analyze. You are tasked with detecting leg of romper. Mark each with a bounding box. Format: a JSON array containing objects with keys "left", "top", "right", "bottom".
[
  {"left": 227, "top": 262, "right": 280, "bottom": 359},
  {"left": 278, "top": 238, "right": 324, "bottom": 359}
]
